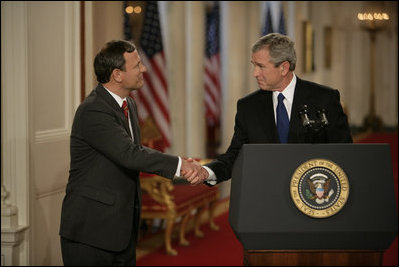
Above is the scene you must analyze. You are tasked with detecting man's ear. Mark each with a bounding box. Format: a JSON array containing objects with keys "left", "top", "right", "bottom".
[
  {"left": 281, "top": 61, "right": 290, "bottom": 75},
  {"left": 111, "top": 69, "right": 123, "bottom": 83}
]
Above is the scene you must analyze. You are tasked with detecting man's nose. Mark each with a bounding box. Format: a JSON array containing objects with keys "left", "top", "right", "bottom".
[
  {"left": 141, "top": 64, "right": 147, "bottom": 73},
  {"left": 252, "top": 67, "right": 259, "bottom": 77}
]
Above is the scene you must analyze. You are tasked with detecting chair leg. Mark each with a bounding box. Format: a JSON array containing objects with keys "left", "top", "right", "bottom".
[
  {"left": 194, "top": 207, "right": 205, "bottom": 238},
  {"left": 179, "top": 213, "right": 191, "bottom": 246},
  {"left": 209, "top": 199, "right": 220, "bottom": 231},
  {"left": 165, "top": 217, "right": 178, "bottom": 255},
  {"left": 145, "top": 219, "right": 154, "bottom": 232}
]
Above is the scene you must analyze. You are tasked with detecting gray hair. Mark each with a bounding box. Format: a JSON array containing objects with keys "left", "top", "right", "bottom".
[{"left": 251, "top": 33, "right": 296, "bottom": 71}]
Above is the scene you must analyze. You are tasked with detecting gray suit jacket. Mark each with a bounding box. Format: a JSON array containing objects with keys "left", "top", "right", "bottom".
[{"left": 59, "top": 84, "right": 178, "bottom": 252}]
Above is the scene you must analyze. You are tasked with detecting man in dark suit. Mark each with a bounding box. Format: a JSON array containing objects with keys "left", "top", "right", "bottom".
[
  {"left": 59, "top": 40, "right": 202, "bottom": 265},
  {"left": 187, "top": 33, "right": 352, "bottom": 186}
]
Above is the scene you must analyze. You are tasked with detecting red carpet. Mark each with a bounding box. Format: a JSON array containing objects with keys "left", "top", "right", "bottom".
[
  {"left": 137, "top": 211, "right": 243, "bottom": 266},
  {"left": 137, "top": 132, "right": 398, "bottom": 266}
]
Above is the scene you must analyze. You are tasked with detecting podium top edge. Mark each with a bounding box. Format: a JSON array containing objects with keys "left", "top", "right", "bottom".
[{"left": 242, "top": 144, "right": 391, "bottom": 146}]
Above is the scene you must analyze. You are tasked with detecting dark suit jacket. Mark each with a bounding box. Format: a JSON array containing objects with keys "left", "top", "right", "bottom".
[
  {"left": 59, "top": 84, "right": 178, "bottom": 252},
  {"left": 206, "top": 77, "right": 352, "bottom": 184}
]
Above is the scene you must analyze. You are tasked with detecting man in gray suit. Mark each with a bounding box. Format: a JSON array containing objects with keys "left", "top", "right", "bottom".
[{"left": 59, "top": 40, "right": 203, "bottom": 265}]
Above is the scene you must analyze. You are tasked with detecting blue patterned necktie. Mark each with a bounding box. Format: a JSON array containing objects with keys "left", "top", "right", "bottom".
[{"left": 277, "top": 93, "right": 289, "bottom": 143}]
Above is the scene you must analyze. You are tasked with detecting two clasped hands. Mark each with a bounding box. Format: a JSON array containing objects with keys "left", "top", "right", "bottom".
[{"left": 180, "top": 158, "right": 209, "bottom": 185}]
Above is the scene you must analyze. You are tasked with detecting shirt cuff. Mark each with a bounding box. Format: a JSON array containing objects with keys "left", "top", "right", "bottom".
[
  {"left": 203, "top": 166, "right": 217, "bottom": 185},
  {"left": 174, "top": 156, "right": 182, "bottom": 177}
]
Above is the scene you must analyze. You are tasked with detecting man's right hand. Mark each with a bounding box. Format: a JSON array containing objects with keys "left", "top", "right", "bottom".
[{"left": 180, "top": 158, "right": 209, "bottom": 185}]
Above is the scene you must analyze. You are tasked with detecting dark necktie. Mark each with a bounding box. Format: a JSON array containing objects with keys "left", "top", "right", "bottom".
[
  {"left": 122, "top": 100, "right": 129, "bottom": 120},
  {"left": 277, "top": 93, "right": 289, "bottom": 143}
]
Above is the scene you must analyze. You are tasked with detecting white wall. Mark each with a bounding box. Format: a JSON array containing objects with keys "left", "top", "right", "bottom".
[
  {"left": 1, "top": 2, "right": 30, "bottom": 265},
  {"left": 293, "top": 1, "right": 397, "bottom": 127},
  {"left": 1, "top": 1, "right": 81, "bottom": 265}
]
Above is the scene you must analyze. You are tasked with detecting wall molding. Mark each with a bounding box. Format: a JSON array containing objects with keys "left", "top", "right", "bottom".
[
  {"left": 34, "top": 129, "right": 70, "bottom": 144},
  {"left": 27, "top": 3, "right": 81, "bottom": 264},
  {"left": 36, "top": 186, "right": 65, "bottom": 200}
]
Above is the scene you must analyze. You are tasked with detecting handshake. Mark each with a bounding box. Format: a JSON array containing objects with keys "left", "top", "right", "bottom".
[{"left": 180, "top": 158, "right": 209, "bottom": 185}]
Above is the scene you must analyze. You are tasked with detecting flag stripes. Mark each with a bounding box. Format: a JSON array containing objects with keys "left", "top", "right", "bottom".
[
  {"left": 204, "top": 54, "right": 221, "bottom": 125},
  {"left": 125, "top": 1, "right": 171, "bottom": 148},
  {"left": 204, "top": 1, "right": 221, "bottom": 127}
]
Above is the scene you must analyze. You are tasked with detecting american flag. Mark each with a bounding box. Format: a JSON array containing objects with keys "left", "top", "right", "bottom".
[
  {"left": 204, "top": 2, "right": 221, "bottom": 156},
  {"left": 262, "top": 2, "right": 274, "bottom": 35},
  {"left": 262, "top": 1, "right": 286, "bottom": 35},
  {"left": 129, "top": 1, "right": 171, "bottom": 149},
  {"left": 278, "top": 5, "right": 286, "bottom": 35}
]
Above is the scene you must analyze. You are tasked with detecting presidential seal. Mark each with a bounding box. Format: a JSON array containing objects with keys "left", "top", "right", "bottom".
[{"left": 290, "top": 159, "right": 349, "bottom": 218}]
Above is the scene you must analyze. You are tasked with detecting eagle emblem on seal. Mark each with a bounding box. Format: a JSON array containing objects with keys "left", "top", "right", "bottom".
[
  {"left": 306, "top": 173, "right": 335, "bottom": 204},
  {"left": 290, "top": 159, "right": 350, "bottom": 218}
]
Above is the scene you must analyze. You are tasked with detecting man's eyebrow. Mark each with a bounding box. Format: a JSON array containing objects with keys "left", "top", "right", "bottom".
[{"left": 251, "top": 60, "right": 264, "bottom": 66}]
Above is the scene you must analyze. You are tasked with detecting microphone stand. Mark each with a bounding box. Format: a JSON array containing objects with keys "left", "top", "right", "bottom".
[{"left": 299, "top": 105, "right": 329, "bottom": 143}]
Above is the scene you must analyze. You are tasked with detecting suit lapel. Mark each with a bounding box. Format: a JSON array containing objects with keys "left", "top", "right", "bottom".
[
  {"left": 96, "top": 85, "right": 133, "bottom": 138},
  {"left": 256, "top": 91, "right": 279, "bottom": 143},
  {"left": 127, "top": 97, "right": 141, "bottom": 144},
  {"left": 288, "top": 78, "right": 308, "bottom": 143}
]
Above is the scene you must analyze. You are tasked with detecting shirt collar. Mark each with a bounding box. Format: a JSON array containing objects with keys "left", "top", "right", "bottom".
[
  {"left": 273, "top": 74, "right": 297, "bottom": 105},
  {"left": 103, "top": 86, "right": 127, "bottom": 108}
]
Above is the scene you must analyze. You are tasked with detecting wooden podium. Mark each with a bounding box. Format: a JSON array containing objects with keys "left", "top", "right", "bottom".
[{"left": 229, "top": 144, "right": 397, "bottom": 266}]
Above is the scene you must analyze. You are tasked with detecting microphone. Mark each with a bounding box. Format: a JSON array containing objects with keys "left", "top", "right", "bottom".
[
  {"left": 299, "top": 105, "right": 313, "bottom": 128},
  {"left": 317, "top": 109, "right": 329, "bottom": 127}
]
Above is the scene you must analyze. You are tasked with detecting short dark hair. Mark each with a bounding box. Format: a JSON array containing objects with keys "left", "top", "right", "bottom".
[{"left": 94, "top": 40, "right": 136, "bottom": 83}]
